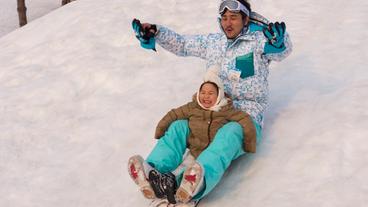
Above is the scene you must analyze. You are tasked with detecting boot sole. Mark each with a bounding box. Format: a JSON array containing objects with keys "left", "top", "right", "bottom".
[
  {"left": 128, "top": 155, "right": 156, "bottom": 199},
  {"left": 176, "top": 188, "right": 191, "bottom": 203},
  {"left": 176, "top": 163, "right": 203, "bottom": 203}
]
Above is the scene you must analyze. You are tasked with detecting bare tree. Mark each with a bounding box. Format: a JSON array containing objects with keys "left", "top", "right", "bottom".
[
  {"left": 17, "top": 0, "right": 27, "bottom": 27},
  {"left": 62, "top": 0, "right": 72, "bottom": 6},
  {"left": 17, "top": 1, "right": 75, "bottom": 27}
]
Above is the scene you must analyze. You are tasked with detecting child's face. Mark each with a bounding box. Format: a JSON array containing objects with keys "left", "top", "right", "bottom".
[{"left": 199, "top": 83, "right": 218, "bottom": 108}]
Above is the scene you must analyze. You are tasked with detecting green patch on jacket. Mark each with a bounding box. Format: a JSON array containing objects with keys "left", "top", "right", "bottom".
[{"left": 235, "top": 52, "right": 255, "bottom": 79}]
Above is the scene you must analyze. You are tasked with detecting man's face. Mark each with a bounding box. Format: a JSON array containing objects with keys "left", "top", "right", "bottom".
[{"left": 220, "top": 10, "right": 247, "bottom": 39}]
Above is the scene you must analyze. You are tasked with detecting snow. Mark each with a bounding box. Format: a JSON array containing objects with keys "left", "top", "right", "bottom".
[{"left": 0, "top": 0, "right": 368, "bottom": 207}]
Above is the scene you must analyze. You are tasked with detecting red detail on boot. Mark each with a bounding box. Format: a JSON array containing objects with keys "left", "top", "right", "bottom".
[
  {"left": 184, "top": 174, "right": 197, "bottom": 185},
  {"left": 130, "top": 164, "right": 138, "bottom": 179}
]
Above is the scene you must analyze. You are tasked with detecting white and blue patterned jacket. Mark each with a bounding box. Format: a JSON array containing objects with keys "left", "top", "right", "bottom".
[{"left": 155, "top": 23, "right": 292, "bottom": 127}]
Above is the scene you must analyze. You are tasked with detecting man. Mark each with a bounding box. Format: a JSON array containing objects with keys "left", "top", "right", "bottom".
[
  {"left": 134, "top": 0, "right": 292, "bottom": 128},
  {"left": 129, "top": 0, "right": 292, "bottom": 205}
]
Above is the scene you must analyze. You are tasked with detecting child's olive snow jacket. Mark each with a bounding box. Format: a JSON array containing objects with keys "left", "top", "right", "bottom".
[{"left": 155, "top": 95, "right": 257, "bottom": 158}]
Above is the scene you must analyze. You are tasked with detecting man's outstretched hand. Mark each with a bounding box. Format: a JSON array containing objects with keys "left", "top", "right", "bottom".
[
  {"left": 132, "top": 18, "right": 157, "bottom": 51},
  {"left": 263, "top": 22, "right": 286, "bottom": 54}
]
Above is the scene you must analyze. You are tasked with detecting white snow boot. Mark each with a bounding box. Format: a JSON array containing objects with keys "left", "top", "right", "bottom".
[
  {"left": 174, "top": 200, "right": 200, "bottom": 207},
  {"left": 175, "top": 162, "right": 204, "bottom": 203},
  {"left": 149, "top": 199, "right": 199, "bottom": 207},
  {"left": 128, "top": 155, "right": 156, "bottom": 199},
  {"left": 148, "top": 198, "right": 171, "bottom": 207}
]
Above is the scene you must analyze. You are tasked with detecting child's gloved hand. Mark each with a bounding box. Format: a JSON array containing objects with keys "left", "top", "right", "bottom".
[
  {"left": 132, "top": 18, "right": 157, "bottom": 51},
  {"left": 263, "top": 22, "right": 286, "bottom": 54}
]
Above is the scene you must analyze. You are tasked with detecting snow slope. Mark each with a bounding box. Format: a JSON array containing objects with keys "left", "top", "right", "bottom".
[{"left": 0, "top": 0, "right": 367, "bottom": 207}]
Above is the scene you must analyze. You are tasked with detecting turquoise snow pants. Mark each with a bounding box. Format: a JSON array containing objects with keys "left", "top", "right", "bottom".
[{"left": 146, "top": 120, "right": 262, "bottom": 200}]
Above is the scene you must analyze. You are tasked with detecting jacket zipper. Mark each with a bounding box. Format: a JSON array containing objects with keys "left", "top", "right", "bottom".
[{"left": 205, "top": 111, "right": 213, "bottom": 149}]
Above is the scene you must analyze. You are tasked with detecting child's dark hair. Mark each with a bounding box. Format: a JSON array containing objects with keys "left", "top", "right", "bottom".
[{"left": 200, "top": 81, "right": 219, "bottom": 94}]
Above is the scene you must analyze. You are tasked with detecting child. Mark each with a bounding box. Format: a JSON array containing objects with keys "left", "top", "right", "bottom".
[{"left": 128, "top": 68, "right": 257, "bottom": 205}]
